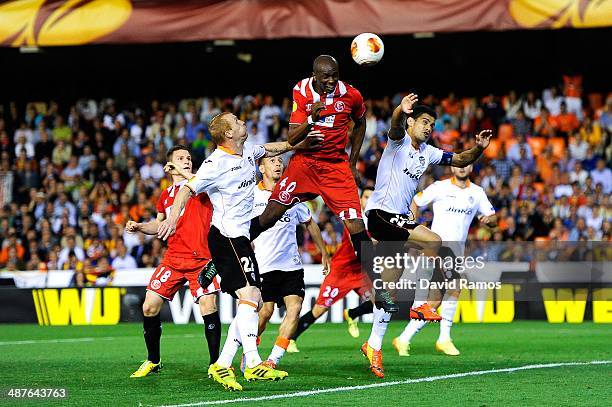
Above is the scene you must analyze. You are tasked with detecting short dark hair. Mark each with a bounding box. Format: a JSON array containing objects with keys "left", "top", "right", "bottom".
[
  {"left": 410, "top": 105, "right": 437, "bottom": 121},
  {"left": 167, "top": 144, "right": 191, "bottom": 161}
]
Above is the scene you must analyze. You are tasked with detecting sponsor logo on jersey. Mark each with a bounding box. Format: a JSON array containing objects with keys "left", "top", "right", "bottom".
[
  {"left": 403, "top": 167, "right": 424, "bottom": 179},
  {"left": 238, "top": 172, "right": 256, "bottom": 189},
  {"left": 447, "top": 207, "right": 473, "bottom": 214},
  {"left": 334, "top": 100, "right": 345, "bottom": 112}
]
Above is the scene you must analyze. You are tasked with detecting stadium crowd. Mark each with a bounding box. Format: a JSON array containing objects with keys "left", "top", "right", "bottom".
[{"left": 0, "top": 76, "right": 610, "bottom": 281}]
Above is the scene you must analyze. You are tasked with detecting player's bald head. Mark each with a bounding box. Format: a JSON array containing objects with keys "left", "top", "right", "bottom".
[{"left": 313, "top": 55, "right": 338, "bottom": 74}]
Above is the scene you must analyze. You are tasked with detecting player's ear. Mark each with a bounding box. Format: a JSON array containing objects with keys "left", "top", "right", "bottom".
[{"left": 407, "top": 116, "right": 415, "bottom": 128}]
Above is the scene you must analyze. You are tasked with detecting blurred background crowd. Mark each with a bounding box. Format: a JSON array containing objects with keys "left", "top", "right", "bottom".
[{"left": 0, "top": 74, "right": 610, "bottom": 281}]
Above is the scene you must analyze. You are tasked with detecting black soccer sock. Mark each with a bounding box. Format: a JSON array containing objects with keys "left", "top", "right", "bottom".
[
  {"left": 350, "top": 230, "right": 377, "bottom": 282},
  {"left": 348, "top": 301, "right": 374, "bottom": 320},
  {"left": 143, "top": 314, "right": 162, "bottom": 364},
  {"left": 203, "top": 311, "right": 221, "bottom": 365},
  {"left": 249, "top": 216, "right": 265, "bottom": 242},
  {"left": 292, "top": 311, "right": 317, "bottom": 340}
]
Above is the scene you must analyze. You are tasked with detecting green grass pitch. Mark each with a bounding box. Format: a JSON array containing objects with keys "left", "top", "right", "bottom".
[{"left": 1, "top": 321, "right": 610, "bottom": 406}]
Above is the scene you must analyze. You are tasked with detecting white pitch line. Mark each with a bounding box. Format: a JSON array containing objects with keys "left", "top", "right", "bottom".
[
  {"left": 0, "top": 331, "right": 279, "bottom": 346},
  {"left": 157, "top": 360, "right": 612, "bottom": 407}
]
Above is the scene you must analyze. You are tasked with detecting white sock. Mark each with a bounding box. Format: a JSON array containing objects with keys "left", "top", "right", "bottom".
[
  {"left": 438, "top": 299, "right": 458, "bottom": 342},
  {"left": 268, "top": 336, "right": 290, "bottom": 365},
  {"left": 411, "top": 300, "right": 426, "bottom": 309},
  {"left": 236, "top": 301, "right": 262, "bottom": 368},
  {"left": 367, "top": 305, "right": 392, "bottom": 351},
  {"left": 216, "top": 317, "right": 241, "bottom": 368},
  {"left": 399, "top": 319, "right": 427, "bottom": 343}
]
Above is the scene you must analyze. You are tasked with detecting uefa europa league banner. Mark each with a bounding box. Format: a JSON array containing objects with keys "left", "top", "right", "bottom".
[{"left": 0, "top": 0, "right": 611, "bottom": 47}]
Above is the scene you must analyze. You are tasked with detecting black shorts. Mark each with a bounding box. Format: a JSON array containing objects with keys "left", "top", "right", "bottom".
[
  {"left": 208, "top": 225, "right": 261, "bottom": 296},
  {"left": 367, "top": 209, "right": 418, "bottom": 242},
  {"left": 260, "top": 269, "right": 305, "bottom": 307}
]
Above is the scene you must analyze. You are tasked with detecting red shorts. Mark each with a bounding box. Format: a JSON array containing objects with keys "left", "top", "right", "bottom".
[
  {"left": 147, "top": 256, "right": 221, "bottom": 302},
  {"left": 270, "top": 154, "right": 362, "bottom": 219},
  {"left": 316, "top": 265, "right": 372, "bottom": 308}
]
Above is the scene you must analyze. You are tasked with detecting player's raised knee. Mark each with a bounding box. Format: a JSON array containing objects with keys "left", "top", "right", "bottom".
[{"left": 142, "top": 300, "right": 162, "bottom": 317}]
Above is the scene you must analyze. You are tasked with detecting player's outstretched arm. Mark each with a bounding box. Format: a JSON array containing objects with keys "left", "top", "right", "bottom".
[
  {"left": 158, "top": 185, "right": 193, "bottom": 240},
  {"left": 451, "top": 130, "right": 494, "bottom": 167},
  {"left": 305, "top": 218, "right": 331, "bottom": 274},
  {"left": 388, "top": 93, "right": 418, "bottom": 141},
  {"left": 287, "top": 101, "right": 325, "bottom": 146},
  {"left": 263, "top": 131, "right": 324, "bottom": 157},
  {"left": 126, "top": 213, "right": 165, "bottom": 235}
]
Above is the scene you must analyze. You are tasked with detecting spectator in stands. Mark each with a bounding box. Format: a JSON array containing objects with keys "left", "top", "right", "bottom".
[
  {"left": 590, "top": 158, "right": 611, "bottom": 194},
  {"left": 507, "top": 134, "right": 533, "bottom": 162},
  {"left": 569, "top": 161, "right": 589, "bottom": 186},
  {"left": 491, "top": 148, "right": 512, "bottom": 182},
  {"left": 533, "top": 108, "right": 556, "bottom": 137},
  {"left": 58, "top": 235, "right": 85, "bottom": 269},
  {"left": 543, "top": 87, "right": 563, "bottom": 116},
  {"left": 510, "top": 110, "right": 531, "bottom": 137},
  {"left": 523, "top": 91, "right": 542, "bottom": 120},
  {"left": 139, "top": 154, "right": 164, "bottom": 186},
  {"left": 111, "top": 239, "right": 137, "bottom": 270},
  {"left": 553, "top": 102, "right": 579, "bottom": 138},
  {"left": 513, "top": 147, "right": 535, "bottom": 174},
  {"left": 568, "top": 134, "right": 589, "bottom": 160}
]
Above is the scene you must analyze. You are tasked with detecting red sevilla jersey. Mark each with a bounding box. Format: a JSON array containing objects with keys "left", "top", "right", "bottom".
[
  {"left": 290, "top": 78, "right": 366, "bottom": 161},
  {"left": 330, "top": 228, "right": 362, "bottom": 275},
  {"left": 156, "top": 181, "right": 212, "bottom": 259}
]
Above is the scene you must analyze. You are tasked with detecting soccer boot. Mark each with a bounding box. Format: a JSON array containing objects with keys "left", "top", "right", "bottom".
[
  {"left": 130, "top": 360, "right": 162, "bottom": 378},
  {"left": 344, "top": 309, "right": 360, "bottom": 338},
  {"left": 198, "top": 260, "right": 218, "bottom": 288},
  {"left": 360, "top": 341, "right": 372, "bottom": 363},
  {"left": 392, "top": 337, "right": 410, "bottom": 357},
  {"left": 435, "top": 340, "right": 460, "bottom": 356},
  {"left": 286, "top": 339, "right": 300, "bottom": 353},
  {"left": 374, "top": 289, "right": 399, "bottom": 313},
  {"left": 208, "top": 363, "right": 243, "bottom": 391},
  {"left": 410, "top": 303, "right": 442, "bottom": 322},
  {"left": 243, "top": 362, "right": 288, "bottom": 381},
  {"left": 361, "top": 342, "right": 384, "bottom": 378}
]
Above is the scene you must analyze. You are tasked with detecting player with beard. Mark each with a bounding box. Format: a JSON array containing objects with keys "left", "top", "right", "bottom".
[{"left": 362, "top": 94, "right": 493, "bottom": 378}]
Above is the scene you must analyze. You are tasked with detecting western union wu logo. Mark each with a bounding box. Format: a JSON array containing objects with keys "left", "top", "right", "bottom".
[{"left": 32, "top": 288, "right": 123, "bottom": 326}]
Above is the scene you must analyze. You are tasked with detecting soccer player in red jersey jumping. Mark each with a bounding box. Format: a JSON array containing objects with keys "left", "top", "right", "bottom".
[
  {"left": 127, "top": 145, "right": 222, "bottom": 378},
  {"left": 249, "top": 55, "right": 396, "bottom": 311},
  {"left": 288, "top": 188, "right": 376, "bottom": 352}
]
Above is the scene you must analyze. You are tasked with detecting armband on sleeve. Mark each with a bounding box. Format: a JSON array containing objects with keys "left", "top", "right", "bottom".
[{"left": 440, "top": 151, "right": 454, "bottom": 166}]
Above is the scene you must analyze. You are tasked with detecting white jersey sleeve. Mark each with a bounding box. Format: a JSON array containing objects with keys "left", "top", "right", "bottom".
[
  {"left": 188, "top": 159, "right": 216, "bottom": 194},
  {"left": 413, "top": 181, "right": 442, "bottom": 207},
  {"left": 252, "top": 143, "right": 266, "bottom": 160},
  {"left": 477, "top": 189, "right": 496, "bottom": 216},
  {"left": 425, "top": 144, "right": 445, "bottom": 165},
  {"left": 295, "top": 203, "right": 312, "bottom": 223}
]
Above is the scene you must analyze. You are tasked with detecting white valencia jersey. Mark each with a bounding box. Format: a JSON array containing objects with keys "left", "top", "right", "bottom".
[
  {"left": 414, "top": 178, "right": 495, "bottom": 243},
  {"left": 188, "top": 143, "right": 265, "bottom": 238},
  {"left": 252, "top": 183, "right": 311, "bottom": 273},
  {"left": 366, "top": 132, "right": 451, "bottom": 215}
]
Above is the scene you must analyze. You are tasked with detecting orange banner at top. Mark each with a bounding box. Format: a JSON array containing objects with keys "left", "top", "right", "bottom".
[{"left": 0, "top": 0, "right": 610, "bottom": 47}]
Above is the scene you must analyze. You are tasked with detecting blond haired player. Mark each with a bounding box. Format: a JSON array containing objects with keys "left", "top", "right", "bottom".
[
  {"left": 393, "top": 165, "right": 497, "bottom": 357},
  {"left": 157, "top": 112, "right": 321, "bottom": 391}
]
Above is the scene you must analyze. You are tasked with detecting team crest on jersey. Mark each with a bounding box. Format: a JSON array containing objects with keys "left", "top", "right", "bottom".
[
  {"left": 151, "top": 280, "right": 161, "bottom": 290},
  {"left": 279, "top": 190, "right": 291, "bottom": 203},
  {"left": 419, "top": 156, "right": 426, "bottom": 166},
  {"left": 468, "top": 196, "right": 474, "bottom": 204},
  {"left": 334, "top": 101, "right": 345, "bottom": 112}
]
